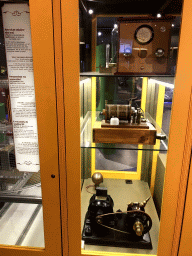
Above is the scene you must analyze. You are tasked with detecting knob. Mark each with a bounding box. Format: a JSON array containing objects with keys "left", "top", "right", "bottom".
[
  {"left": 92, "top": 172, "right": 103, "bottom": 186},
  {"left": 156, "top": 133, "right": 167, "bottom": 140},
  {"left": 138, "top": 49, "right": 147, "bottom": 58},
  {"left": 123, "top": 52, "right": 132, "bottom": 57},
  {"left": 155, "top": 48, "right": 165, "bottom": 58}
]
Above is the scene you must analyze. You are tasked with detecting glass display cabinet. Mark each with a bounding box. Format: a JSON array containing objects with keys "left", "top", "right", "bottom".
[
  {"left": 1, "top": 0, "right": 192, "bottom": 255},
  {"left": 64, "top": 0, "right": 192, "bottom": 255}
]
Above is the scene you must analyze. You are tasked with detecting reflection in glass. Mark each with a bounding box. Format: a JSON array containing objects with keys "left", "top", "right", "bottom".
[{"left": 0, "top": 2, "right": 44, "bottom": 247}]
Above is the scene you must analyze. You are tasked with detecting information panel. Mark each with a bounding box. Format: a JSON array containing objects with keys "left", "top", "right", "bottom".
[{"left": 2, "top": 3, "right": 40, "bottom": 172}]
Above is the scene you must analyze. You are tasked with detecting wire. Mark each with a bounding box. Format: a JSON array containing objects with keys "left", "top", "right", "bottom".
[
  {"left": 86, "top": 184, "right": 95, "bottom": 194},
  {"left": 96, "top": 210, "right": 152, "bottom": 235}
]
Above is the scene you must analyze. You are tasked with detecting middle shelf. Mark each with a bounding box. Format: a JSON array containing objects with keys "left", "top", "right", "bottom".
[{"left": 81, "top": 111, "right": 168, "bottom": 151}]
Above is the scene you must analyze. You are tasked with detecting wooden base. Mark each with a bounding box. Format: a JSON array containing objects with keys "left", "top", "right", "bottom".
[
  {"left": 93, "top": 122, "right": 156, "bottom": 145},
  {"left": 82, "top": 212, "right": 152, "bottom": 249}
]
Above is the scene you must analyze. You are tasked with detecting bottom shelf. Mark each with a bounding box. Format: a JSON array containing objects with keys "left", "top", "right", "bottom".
[
  {"left": 81, "top": 179, "right": 160, "bottom": 255},
  {"left": 0, "top": 186, "right": 44, "bottom": 247}
]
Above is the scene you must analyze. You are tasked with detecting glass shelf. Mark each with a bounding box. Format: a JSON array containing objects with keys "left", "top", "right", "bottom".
[
  {"left": 81, "top": 111, "right": 168, "bottom": 151},
  {"left": 80, "top": 72, "right": 175, "bottom": 79}
]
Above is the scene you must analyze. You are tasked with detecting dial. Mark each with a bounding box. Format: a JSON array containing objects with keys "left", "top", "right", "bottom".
[{"left": 135, "top": 25, "right": 154, "bottom": 45}]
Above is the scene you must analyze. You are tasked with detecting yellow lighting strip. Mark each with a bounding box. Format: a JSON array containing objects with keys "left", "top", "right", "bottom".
[
  {"left": 91, "top": 170, "right": 140, "bottom": 180},
  {"left": 82, "top": 249, "right": 156, "bottom": 256},
  {"left": 150, "top": 83, "right": 165, "bottom": 195},
  {"left": 91, "top": 77, "right": 96, "bottom": 176},
  {"left": 136, "top": 77, "right": 148, "bottom": 180}
]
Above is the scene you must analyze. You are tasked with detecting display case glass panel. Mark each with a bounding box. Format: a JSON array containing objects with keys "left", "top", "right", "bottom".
[
  {"left": 0, "top": 1, "right": 45, "bottom": 248},
  {"left": 80, "top": 5, "right": 182, "bottom": 254}
]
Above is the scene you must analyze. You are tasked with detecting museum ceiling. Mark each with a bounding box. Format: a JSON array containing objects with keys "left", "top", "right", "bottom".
[{"left": 80, "top": 0, "right": 183, "bottom": 15}]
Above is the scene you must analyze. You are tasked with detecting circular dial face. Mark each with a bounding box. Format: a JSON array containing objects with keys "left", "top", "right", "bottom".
[{"left": 135, "top": 25, "right": 154, "bottom": 45}]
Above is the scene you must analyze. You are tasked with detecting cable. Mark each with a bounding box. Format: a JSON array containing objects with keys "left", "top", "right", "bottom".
[
  {"left": 86, "top": 184, "right": 95, "bottom": 194},
  {"left": 96, "top": 210, "right": 152, "bottom": 235}
]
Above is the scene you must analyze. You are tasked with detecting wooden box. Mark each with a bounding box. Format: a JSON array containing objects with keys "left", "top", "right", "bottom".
[
  {"left": 117, "top": 17, "right": 173, "bottom": 75},
  {"left": 93, "top": 121, "right": 157, "bottom": 145}
]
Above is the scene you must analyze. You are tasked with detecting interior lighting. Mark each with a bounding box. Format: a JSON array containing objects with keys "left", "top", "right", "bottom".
[
  {"left": 88, "top": 9, "right": 93, "bottom": 14},
  {"left": 149, "top": 79, "right": 174, "bottom": 89},
  {"left": 157, "top": 13, "right": 162, "bottom": 18},
  {"left": 114, "top": 24, "right": 118, "bottom": 29},
  {"left": 98, "top": 32, "right": 102, "bottom": 36},
  {"left": 80, "top": 78, "right": 91, "bottom": 83},
  {"left": 172, "top": 24, "right": 175, "bottom": 27}
]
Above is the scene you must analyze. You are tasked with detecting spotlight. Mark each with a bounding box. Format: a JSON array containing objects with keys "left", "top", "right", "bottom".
[
  {"left": 98, "top": 32, "right": 102, "bottom": 36},
  {"left": 172, "top": 24, "right": 175, "bottom": 27},
  {"left": 88, "top": 9, "right": 93, "bottom": 15},
  {"left": 157, "top": 13, "right": 162, "bottom": 18}
]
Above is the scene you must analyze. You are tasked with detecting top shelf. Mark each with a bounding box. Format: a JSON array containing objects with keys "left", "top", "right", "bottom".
[{"left": 80, "top": 72, "right": 175, "bottom": 78}]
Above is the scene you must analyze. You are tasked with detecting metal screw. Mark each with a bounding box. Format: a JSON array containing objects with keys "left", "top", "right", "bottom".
[{"left": 51, "top": 174, "right": 55, "bottom": 178}]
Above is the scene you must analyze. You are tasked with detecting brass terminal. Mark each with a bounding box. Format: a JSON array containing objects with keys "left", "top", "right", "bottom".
[
  {"left": 92, "top": 172, "right": 103, "bottom": 187},
  {"left": 133, "top": 221, "right": 144, "bottom": 236}
]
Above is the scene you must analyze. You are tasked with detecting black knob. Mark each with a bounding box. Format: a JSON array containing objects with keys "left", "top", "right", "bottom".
[{"left": 138, "top": 49, "right": 147, "bottom": 58}]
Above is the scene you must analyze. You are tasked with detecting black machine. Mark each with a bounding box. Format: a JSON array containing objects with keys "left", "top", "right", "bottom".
[{"left": 82, "top": 186, "right": 152, "bottom": 249}]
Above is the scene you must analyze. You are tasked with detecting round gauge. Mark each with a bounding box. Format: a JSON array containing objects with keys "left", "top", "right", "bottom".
[{"left": 134, "top": 25, "right": 154, "bottom": 45}]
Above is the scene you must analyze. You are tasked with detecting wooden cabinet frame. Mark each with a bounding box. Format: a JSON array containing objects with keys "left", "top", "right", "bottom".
[
  {"left": 1, "top": 0, "right": 191, "bottom": 255},
  {"left": 0, "top": 0, "right": 63, "bottom": 255},
  {"left": 158, "top": 0, "right": 192, "bottom": 254}
]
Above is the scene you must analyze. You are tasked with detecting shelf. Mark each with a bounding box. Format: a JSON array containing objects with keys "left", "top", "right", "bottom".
[
  {"left": 81, "top": 111, "right": 168, "bottom": 151},
  {"left": 0, "top": 185, "right": 43, "bottom": 246},
  {"left": 80, "top": 72, "right": 175, "bottom": 79}
]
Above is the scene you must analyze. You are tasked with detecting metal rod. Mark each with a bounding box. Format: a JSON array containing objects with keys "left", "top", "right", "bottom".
[
  {"left": 0, "top": 194, "right": 42, "bottom": 204},
  {"left": 16, "top": 205, "right": 42, "bottom": 245}
]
